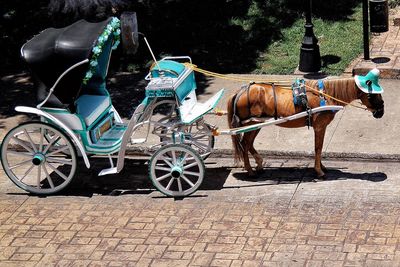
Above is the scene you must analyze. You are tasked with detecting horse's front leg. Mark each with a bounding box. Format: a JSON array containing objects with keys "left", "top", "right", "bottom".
[{"left": 313, "top": 125, "right": 327, "bottom": 178}]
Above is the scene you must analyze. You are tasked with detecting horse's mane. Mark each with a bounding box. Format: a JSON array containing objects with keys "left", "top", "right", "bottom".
[{"left": 306, "top": 78, "right": 357, "bottom": 104}]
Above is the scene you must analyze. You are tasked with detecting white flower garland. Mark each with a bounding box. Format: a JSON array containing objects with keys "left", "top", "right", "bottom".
[{"left": 83, "top": 17, "right": 121, "bottom": 84}]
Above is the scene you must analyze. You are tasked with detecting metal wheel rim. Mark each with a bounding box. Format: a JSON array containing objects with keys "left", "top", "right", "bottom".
[
  {"left": 1, "top": 122, "right": 77, "bottom": 194},
  {"left": 158, "top": 118, "right": 214, "bottom": 158},
  {"left": 183, "top": 120, "right": 214, "bottom": 158},
  {"left": 149, "top": 144, "right": 204, "bottom": 197}
]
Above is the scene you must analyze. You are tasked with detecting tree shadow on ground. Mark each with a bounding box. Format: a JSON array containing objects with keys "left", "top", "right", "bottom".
[
  {"left": 0, "top": 72, "right": 36, "bottom": 118},
  {"left": 7, "top": 159, "right": 385, "bottom": 198}
]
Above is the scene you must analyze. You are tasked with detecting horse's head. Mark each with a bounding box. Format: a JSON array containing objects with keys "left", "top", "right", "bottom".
[{"left": 355, "top": 69, "right": 384, "bottom": 119}]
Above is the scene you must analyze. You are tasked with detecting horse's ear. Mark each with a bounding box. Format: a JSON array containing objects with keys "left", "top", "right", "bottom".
[{"left": 355, "top": 68, "right": 384, "bottom": 94}]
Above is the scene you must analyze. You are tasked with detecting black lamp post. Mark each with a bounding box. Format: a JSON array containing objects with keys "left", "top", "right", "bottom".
[{"left": 299, "top": 0, "right": 321, "bottom": 72}]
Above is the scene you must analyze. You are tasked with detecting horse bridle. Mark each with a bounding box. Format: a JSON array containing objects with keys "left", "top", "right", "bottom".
[
  {"left": 355, "top": 80, "right": 384, "bottom": 114},
  {"left": 365, "top": 80, "right": 384, "bottom": 115}
]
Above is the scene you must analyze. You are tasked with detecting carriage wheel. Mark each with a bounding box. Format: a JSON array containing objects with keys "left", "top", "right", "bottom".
[
  {"left": 1, "top": 122, "right": 77, "bottom": 194},
  {"left": 158, "top": 118, "right": 215, "bottom": 159},
  {"left": 149, "top": 144, "right": 204, "bottom": 197}
]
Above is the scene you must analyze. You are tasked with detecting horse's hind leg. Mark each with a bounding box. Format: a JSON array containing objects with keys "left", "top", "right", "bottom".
[
  {"left": 248, "top": 129, "right": 263, "bottom": 173},
  {"left": 314, "top": 123, "right": 328, "bottom": 178},
  {"left": 241, "top": 132, "right": 256, "bottom": 177}
]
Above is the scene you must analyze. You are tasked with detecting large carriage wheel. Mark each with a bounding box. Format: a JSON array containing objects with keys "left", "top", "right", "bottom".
[
  {"left": 149, "top": 144, "right": 204, "bottom": 197},
  {"left": 1, "top": 122, "right": 77, "bottom": 194}
]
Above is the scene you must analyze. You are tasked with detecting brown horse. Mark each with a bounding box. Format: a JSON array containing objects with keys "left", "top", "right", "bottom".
[{"left": 227, "top": 78, "right": 384, "bottom": 178}]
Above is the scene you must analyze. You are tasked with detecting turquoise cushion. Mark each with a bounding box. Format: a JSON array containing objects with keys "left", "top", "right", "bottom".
[{"left": 76, "top": 95, "right": 111, "bottom": 126}]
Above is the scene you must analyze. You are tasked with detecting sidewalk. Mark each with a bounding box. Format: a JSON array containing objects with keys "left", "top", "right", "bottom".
[{"left": 350, "top": 7, "right": 400, "bottom": 77}]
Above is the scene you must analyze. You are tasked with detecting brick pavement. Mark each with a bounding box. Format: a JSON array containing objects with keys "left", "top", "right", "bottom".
[
  {"left": 351, "top": 7, "right": 400, "bottom": 78},
  {"left": 1, "top": 158, "right": 400, "bottom": 266}
]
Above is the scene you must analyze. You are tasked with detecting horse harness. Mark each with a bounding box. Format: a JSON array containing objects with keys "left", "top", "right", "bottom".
[
  {"left": 232, "top": 80, "right": 328, "bottom": 129},
  {"left": 232, "top": 82, "right": 279, "bottom": 126},
  {"left": 291, "top": 79, "right": 328, "bottom": 128},
  {"left": 292, "top": 79, "right": 312, "bottom": 128}
]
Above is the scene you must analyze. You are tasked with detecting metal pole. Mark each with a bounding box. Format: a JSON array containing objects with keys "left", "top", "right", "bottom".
[
  {"left": 298, "top": 0, "right": 321, "bottom": 72},
  {"left": 363, "top": 0, "right": 370, "bottom": 60}
]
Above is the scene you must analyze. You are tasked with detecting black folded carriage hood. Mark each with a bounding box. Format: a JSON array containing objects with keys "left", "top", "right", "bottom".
[{"left": 21, "top": 18, "right": 112, "bottom": 108}]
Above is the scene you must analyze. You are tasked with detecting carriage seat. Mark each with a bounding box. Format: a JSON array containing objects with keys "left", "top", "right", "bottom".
[{"left": 75, "top": 95, "right": 111, "bottom": 126}]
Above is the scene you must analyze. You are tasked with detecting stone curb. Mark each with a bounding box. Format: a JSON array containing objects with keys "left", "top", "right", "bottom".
[{"left": 124, "top": 146, "right": 400, "bottom": 162}]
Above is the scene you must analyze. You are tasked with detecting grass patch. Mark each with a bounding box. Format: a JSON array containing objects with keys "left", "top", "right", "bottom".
[{"left": 256, "top": 5, "right": 363, "bottom": 75}]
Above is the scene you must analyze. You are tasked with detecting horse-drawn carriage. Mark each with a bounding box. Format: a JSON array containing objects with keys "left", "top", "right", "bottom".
[{"left": 0, "top": 17, "right": 384, "bottom": 197}]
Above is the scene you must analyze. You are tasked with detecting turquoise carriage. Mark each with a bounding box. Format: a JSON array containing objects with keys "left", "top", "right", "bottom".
[{"left": 0, "top": 17, "right": 224, "bottom": 197}]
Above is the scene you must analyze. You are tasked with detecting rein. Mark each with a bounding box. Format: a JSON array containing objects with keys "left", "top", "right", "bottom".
[
  {"left": 184, "top": 63, "right": 371, "bottom": 112},
  {"left": 303, "top": 84, "right": 370, "bottom": 111}
]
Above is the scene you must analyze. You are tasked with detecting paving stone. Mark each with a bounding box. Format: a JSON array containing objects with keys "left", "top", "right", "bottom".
[{"left": 1, "top": 159, "right": 400, "bottom": 266}]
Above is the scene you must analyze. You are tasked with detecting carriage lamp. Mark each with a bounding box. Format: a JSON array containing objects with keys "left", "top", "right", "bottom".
[{"left": 298, "top": 0, "right": 321, "bottom": 73}]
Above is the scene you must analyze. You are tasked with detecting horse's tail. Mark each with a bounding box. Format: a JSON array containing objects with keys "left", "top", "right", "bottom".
[{"left": 227, "top": 93, "right": 243, "bottom": 163}]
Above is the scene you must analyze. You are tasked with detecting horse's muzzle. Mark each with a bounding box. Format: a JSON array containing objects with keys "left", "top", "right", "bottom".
[{"left": 373, "top": 106, "right": 384, "bottom": 118}]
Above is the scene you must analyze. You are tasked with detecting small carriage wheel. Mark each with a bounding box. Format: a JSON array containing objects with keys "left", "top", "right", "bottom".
[
  {"left": 158, "top": 117, "right": 215, "bottom": 159},
  {"left": 0, "top": 122, "right": 77, "bottom": 194},
  {"left": 149, "top": 144, "right": 204, "bottom": 197}
]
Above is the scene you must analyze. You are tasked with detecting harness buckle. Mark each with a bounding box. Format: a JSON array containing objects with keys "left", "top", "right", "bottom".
[{"left": 318, "top": 80, "right": 326, "bottom": 107}]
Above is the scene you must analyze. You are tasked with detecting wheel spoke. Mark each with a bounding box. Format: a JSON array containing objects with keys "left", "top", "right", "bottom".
[
  {"left": 11, "top": 137, "right": 35, "bottom": 154},
  {"left": 37, "top": 165, "right": 42, "bottom": 188},
  {"left": 42, "top": 135, "right": 60, "bottom": 154},
  {"left": 192, "top": 134, "right": 207, "bottom": 139},
  {"left": 183, "top": 161, "right": 199, "bottom": 170},
  {"left": 177, "top": 178, "right": 183, "bottom": 192},
  {"left": 46, "top": 157, "right": 73, "bottom": 165},
  {"left": 42, "top": 165, "right": 55, "bottom": 189},
  {"left": 20, "top": 164, "right": 35, "bottom": 182},
  {"left": 23, "top": 129, "right": 37, "bottom": 152},
  {"left": 184, "top": 170, "right": 201, "bottom": 177},
  {"left": 9, "top": 159, "right": 32, "bottom": 170},
  {"left": 181, "top": 174, "right": 195, "bottom": 187},
  {"left": 165, "top": 177, "right": 174, "bottom": 190},
  {"left": 191, "top": 140, "right": 209, "bottom": 149},
  {"left": 155, "top": 166, "right": 172, "bottom": 172},
  {"left": 171, "top": 150, "right": 177, "bottom": 164},
  {"left": 160, "top": 156, "right": 174, "bottom": 168},
  {"left": 46, "top": 146, "right": 69, "bottom": 157},
  {"left": 39, "top": 127, "right": 44, "bottom": 152},
  {"left": 179, "top": 152, "right": 189, "bottom": 165},
  {"left": 45, "top": 162, "right": 67, "bottom": 181},
  {"left": 156, "top": 172, "right": 172, "bottom": 182},
  {"left": 6, "top": 150, "right": 33, "bottom": 158}
]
